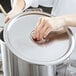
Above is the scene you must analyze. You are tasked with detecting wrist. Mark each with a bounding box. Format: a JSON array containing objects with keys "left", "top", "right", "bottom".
[
  {"left": 61, "top": 15, "right": 72, "bottom": 27},
  {"left": 12, "top": 0, "right": 25, "bottom": 13}
]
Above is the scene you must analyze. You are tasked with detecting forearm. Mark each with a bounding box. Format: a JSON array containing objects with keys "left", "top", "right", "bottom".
[
  {"left": 12, "top": 0, "right": 25, "bottom": 12},
  {"left": 63, "top": 14, "right": 76, "bottom": 27}
]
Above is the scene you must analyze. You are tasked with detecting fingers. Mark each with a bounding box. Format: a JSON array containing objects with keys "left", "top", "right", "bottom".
[
  {"left": 32, "top": 18, "right": 41, "bottom": 40},
  {"left": 43, "top": 28, "right": 51, "bottom": 38},
  {"left": 4, "top": 16, "right": 10, "bottom": 23},
  {"left": 39, "top": 24, "right": 49, "bottom": 39},
  {"left": 32, "top": 17, "right": 52, "bottom": 41},
  {"left": 4, "top": 9, "right": 15, "bottom": 23},
  {"left": 34, "top": 17, "right": 43, "bottom": 40},
  {"left": 32, "top": 17, "right": 45, "bottom": 40}
]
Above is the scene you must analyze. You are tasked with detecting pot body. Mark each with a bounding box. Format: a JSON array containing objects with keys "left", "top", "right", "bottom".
[
  {"left": 2, "top": 11, "right": 75, "bottom": 76},
  {"left": 0, "top": 39, "right": 56, "bottom": 76},
  {"left": 0, "top": 39, "right": 31, "bottom": 76}
]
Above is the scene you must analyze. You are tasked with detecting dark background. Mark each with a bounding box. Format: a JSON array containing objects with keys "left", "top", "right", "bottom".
[{"left": 0, "top": 0, "right": 11, "bottom": 13}]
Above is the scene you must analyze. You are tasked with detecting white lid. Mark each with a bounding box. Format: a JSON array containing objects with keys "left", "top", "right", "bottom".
[{"left": 4, "top": 12, "right": 75, "bottom": 65}]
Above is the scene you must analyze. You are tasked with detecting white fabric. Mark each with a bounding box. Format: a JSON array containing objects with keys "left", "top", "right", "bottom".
[
  {"left": 24, "top": 0, "right": 38, "bottom": 9},
  {"left": 51, "top": 0, "right": 76, "bottom": 16},
  {"left": 24, "top": 0, "right": 76, "bottom": 16},
  {"left": 11, "top": 0, "right": 76, "bottom": 15},
  {"left": 24, "top": 0, "right": 54, "bottom": 8},
  {"left": 39, "top": 0, "right": 54, "bottom": 7}
]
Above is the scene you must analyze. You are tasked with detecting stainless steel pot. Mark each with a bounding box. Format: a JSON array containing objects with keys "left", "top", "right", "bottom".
[{"left": 0, "top": 11, "right": 75, "bottom": 76}]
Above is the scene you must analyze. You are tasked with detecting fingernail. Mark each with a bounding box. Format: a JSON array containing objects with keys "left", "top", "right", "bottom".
[{"left": 33, "top": 38, "right": 38, "bottom": 41}]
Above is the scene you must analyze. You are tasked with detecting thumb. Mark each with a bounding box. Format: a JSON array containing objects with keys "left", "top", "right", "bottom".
[{"left": 4, "top": 16, "right": 10, "bottom": 24}]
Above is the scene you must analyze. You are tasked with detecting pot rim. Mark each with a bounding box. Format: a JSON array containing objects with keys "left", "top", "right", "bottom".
[{"left": 4, "top": 11, "right": 75, "bottom": 65}]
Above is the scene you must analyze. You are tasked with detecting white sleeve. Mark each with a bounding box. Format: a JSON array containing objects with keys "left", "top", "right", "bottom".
[
  {"left": 39, "top": 0, "right": 54, "bottom": 7},
  {"left": 25, "top": 0, "right": 54, "bottom": 9},
  {"left": 11, "top": 0, "right": 54, "bottom": 9},
  {"left": 24, "top": 0, "right": 39, "bottom": 9}
]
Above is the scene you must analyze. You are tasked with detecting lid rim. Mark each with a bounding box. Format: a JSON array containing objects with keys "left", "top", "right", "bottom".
[{"left": 4, "top": 12, "right": 75, "bottom": 65}]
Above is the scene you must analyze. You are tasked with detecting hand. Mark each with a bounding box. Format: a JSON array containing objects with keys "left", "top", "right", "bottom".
[
  {"left": 4, "top": 6, "right": 24, "bottom": 23},
  {"left": 4, "top": 9, "right": 19, "bottom": 23},
  {"left": 32, "top": 16, "right": 66, "bottom": 41},
  {"left": 5, "top": 0, "right": 25, "bottom": 23}
]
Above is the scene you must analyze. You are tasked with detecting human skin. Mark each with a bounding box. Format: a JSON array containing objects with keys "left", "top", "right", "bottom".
[
  {"left": 32, "top": 15, "right": 76, "bottom": 41},
  {"left": 4, "top": 0, "right": 76, "bottom": 41},
  {"left": 5, "top": 0, "right": 25, "bottom": 23}
]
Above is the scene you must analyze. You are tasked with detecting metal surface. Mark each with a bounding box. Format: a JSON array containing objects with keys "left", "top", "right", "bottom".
[
  {"left": 4, "top": 11, "right": 75, "bottom": 65},
  {"left": 0, "top": 39, "right": 20, "bottom": 76},
  {"left": 30, "top": 64, "right": 56, "bottom": 76},
  {"left": 0, "top": 40, "right": 11, "bottom": 76},
  {"left": 0, "top": 6, "right": 75, "bottom": 76}
]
